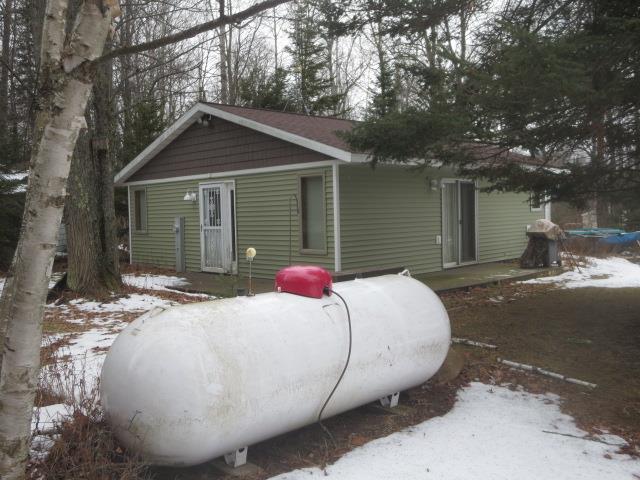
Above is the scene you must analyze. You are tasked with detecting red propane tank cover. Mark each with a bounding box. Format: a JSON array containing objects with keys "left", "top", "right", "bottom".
[{"left": 274, "top": 266, "right": 333, "bottom": 299}]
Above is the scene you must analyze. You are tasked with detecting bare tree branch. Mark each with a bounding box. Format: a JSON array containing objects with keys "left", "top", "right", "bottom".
[{"left": 97, "top": 0, "right": 291, "bottom": 62}]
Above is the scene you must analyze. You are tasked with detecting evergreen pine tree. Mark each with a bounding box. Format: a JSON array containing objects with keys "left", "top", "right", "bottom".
[
  {"left": 345, "top": 0, "right": 640, "bottom": 226},
  {"left": 120, "top": 98, "right": 167, "bottom": 163},
  {"left": 286, "top": 0, "right": 344, "bottom": 115},
  {"left": 239, "top": 67, "right": 292, "bottom": 111}
]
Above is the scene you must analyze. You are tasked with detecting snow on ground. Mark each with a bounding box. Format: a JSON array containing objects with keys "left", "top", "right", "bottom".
[
  {"left": 0, "top": 272, "right": 65, "bottom": 296},
  {"left": 522, "top": 256, "right": 640, "bottom": 289},
  {"left": 31, "top": 403, "right": 70, "bottom": 434},
  {"left": 122, "top": 273, "right": 189, "bottom": 292},
  {"left": 68, "top": 293, "right": 176, "bottom": 313},
  {"left": 30, "top": 279, "right": 209, "bottom": 436},
  {"left": 1, "top": 273, "right": 205, "bottom": 298},
  {"left": 39, "top": 295, "right": 176, "bottom": 394},
  {"left": 271, "top": 383, "right": 639, "bottom": 480},
  {"left": 122, "top": 273, "right": 211, "bottom": 298}
]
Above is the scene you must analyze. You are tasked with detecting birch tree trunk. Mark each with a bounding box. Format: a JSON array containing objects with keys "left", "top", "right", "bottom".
[
  {"left": 0, "top": 1, "right": 115, "bottom": 477},
  {"left": 0, "top": 0, "right": 13, "bottom": 139},
  {"left": 0, "top": 0, "right": 289, "bottom": 477}
]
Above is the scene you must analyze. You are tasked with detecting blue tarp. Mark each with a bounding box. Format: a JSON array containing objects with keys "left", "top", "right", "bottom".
[
  {"left": 566, "top": 228, "right": 626, "bottom": 237},
  {"left": 598, "top": 231, "right": 640, "bottom": 246}
]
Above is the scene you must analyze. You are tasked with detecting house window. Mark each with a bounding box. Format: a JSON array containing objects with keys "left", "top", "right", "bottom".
[
  {"left": 530, "top": 193, "right": 543, "bottom": 212},
  {"left": 300, "top": 175, "right": 326, "bottom": 253},
  {"left": 133, "top": 189, "right": 147, "bottom": 232}
]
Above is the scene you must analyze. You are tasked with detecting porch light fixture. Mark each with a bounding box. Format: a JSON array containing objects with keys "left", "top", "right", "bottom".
[
  {"left": 426, "top": 178, "right": 440, "bottom": 191},
  {"left": 197, "top": 114, "right": 213, "bottom": 127},
  {"left": 183, "top": 191, "right": 197, "bottom": 203}
]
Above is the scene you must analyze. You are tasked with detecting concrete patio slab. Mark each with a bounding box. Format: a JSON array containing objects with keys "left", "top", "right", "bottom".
[
  {"left": 415, "top": 262, "right": 557, "bottom": 293},
  {"left": 177, "top": 261, "right": 556, "bottom": 297}
]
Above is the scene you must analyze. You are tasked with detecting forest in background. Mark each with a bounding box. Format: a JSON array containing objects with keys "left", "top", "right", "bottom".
[{"left": 0, "top": 0, "right": 639, "bottom": 274}]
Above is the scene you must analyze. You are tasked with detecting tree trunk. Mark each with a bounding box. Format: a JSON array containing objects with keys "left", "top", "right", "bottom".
[
  {"left": 94, "top": 57, "right": 121, "bottom": 292},
  {"left": 0, "top": 0, "right": 13, "bottom": 139},
  {"left": 65, "top": 54, "right": 121, "bottom": 296},
  {"left": 218, "top": 0, "right": 228, "bottom": 103},
  {"left": 0, "top": 1, "right": 115, "bottom": 477},
  {"left": 65, "top": 125, "right": 104, "bottom": 294}
]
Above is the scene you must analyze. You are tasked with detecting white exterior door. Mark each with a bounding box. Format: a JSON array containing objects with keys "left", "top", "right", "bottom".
[{"left": 200, "top": 182, "right": 235, "bottom": 273}]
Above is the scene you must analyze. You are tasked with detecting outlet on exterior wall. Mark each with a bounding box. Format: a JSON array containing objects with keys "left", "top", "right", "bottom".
[{"left": 435, "top": 235, "right": 442, "bottom": 245}]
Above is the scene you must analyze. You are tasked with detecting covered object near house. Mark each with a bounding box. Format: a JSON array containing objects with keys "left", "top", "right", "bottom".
[{"left": 115, "top": 103, "right": 548, "bottom": 278}]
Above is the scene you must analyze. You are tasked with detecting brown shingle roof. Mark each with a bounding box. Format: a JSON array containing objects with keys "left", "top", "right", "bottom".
[
  {"left": 204, "top": 103, "right": 544, "bottom": 167},
  {"left": 204, "top": 103, "right": 356, "bottom": 152}
]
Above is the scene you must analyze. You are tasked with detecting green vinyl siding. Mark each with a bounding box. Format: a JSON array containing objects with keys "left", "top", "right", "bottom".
[
  {"left": 129, "top": 162, "right": 541, "bottom": 279},
  {"left": 339, "top": 165, "right": 543, "bottom": 274},
  {"left": 234, "top": 168, "right": 334, "bottom": 278},
  {"left": 339, "top": 165, "right": 443, "bottom": 274},
  {"left": 128, "top": 181, "right": 201, "bottom": 271},
  {"left": 477, "top": 186, "right": 543, "bottom": 262},
  {"left": 129, "top": 167, "right": 334, "bottom": 279}
]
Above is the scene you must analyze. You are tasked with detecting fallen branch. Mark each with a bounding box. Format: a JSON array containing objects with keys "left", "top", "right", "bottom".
[
  {"left": 451, "top": 337, "right": 498, "bottom": 349},
  {"left": 541, "top": 430, "right": 625, "bottom": 447},
  {"left": 498, "top": 358, "right": 597, "bottom": 388}
]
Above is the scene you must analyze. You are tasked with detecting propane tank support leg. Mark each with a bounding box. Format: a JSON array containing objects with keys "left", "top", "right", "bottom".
[
  {"left": 224, "top": 447, "right": 248, "bottom": 468},
  {"left": 379, "top": 392, "right": 400, "bottom": 408}
]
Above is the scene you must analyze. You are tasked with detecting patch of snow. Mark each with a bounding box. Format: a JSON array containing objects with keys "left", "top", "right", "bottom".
[
  {"left": 30, "top": 434, "right": 57, "bottom": 461},
  {"left": 2, "top": 171, "right": 28, "bottom": 193},
  {"left": 123, "top": 273, "right": 212, "bottom": 298},
  {"left": 521, "top": 256, "right": 640, "bottom": 289},
  {"left": 0, "top": 274, "right": 63, "bottom": 296},
  {"left": 31, "top": 403, "right": 70, "bottom": 434},
  {"left": 0, "top": 272, "right": 211, "bottom": 458},
  {"left": 69, "top": 293, "right": 177, "bottom": 312},
  {"left": 271, "top": 383, "right": 639, "bottom": 480},
  {"left": 122, "top": 274, "right": 188, "bottom": 291},
  {"left": 3, "top": 171, "right": 28, "bottom": 181}
]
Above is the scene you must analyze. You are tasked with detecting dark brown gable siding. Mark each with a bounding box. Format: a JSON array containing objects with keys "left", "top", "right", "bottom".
[{"left": 128, "top": 117, "right": 331, "bottom": 182}]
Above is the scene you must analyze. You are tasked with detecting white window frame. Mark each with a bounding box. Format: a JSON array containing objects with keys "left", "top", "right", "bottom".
[
  {"left": 530, "top": 192, "right": 544, "bottom": 212},
  {"left": 298, "top": 173, "right": 327, "bottom": 255},
  {"left": 132, "top": 187, "right": 148, "bottom": 233}
]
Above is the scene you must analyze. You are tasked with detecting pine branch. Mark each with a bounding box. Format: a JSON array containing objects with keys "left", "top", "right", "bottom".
[{"left": 96, "top": 0, "right": 290, "bottom": 62}]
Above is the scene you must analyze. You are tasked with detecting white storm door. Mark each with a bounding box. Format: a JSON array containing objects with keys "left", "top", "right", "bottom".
[{"left": 200, "top": 183, "right": 233, "bottom": 273}]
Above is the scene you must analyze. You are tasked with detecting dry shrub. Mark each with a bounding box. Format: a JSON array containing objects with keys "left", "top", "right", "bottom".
[
  {"left": 30, "top": 352, "right": 151, "bottom": 479},
  {"left": 35, "top": 413, "right": 150, "bottom": 480}
]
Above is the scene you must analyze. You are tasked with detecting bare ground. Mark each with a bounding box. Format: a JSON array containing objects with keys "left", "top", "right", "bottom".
[{"left": 442, "top": 282, "right": 640, "bottom": 452}]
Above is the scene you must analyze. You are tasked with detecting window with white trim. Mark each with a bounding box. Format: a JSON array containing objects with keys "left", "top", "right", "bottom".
[
  {"left": 300, "top": 175, "right": 326, "bottom": 253},
  {"left": 133, "top": 189, "right": 147, "bottom": 232},
  {"left": 530, "top": 192, "right": 543, "bottom": 212}
]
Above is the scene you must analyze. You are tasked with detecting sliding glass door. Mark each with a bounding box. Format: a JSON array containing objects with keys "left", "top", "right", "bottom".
[{"left": 442, "top": 180, "right": 477, "bottom": 267}]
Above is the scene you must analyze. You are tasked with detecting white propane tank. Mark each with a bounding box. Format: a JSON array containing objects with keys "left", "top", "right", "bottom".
[{"left": 100, "top": 273, "right": 450, "bottom": 467}]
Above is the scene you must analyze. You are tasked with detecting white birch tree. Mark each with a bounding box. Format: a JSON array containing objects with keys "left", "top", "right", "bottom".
[{"left": 0, "top": 0, "right": 290, "bottom": 478}]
